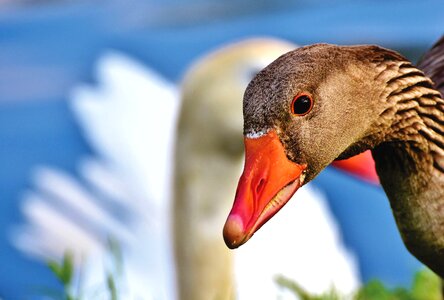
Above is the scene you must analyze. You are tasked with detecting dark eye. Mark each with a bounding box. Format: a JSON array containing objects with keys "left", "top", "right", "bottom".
[{"left": 291, "top": 94, "right": 313, "bottom": 116}]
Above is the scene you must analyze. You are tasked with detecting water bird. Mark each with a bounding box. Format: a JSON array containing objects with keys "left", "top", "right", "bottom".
[{"left": 223, "top": 36, "right": 444, "bottom": 278}]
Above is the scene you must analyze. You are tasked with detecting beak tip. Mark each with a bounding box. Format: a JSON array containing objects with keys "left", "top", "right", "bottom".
[{"left": 223, "top": 215, "right": 247, "bottom": 249}]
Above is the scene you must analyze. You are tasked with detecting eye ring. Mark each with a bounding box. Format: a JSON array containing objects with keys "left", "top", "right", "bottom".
[{"left": 291, "top": 93, "right": 313, "bottom": 116}]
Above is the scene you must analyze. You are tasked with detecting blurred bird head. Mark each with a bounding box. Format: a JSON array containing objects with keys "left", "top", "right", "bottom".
[{"left": 178, "top": 38, "right": 297, "bottom": 162}]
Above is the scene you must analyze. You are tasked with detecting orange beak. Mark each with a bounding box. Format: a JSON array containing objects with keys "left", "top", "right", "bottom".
[{"left": 223, "top": 130, "right": 306, "bottom": 249}]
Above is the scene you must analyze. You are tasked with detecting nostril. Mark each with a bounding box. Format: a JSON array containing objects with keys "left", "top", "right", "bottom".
[{"left": 256, "top": 178, "right": 265, "bottom": 194}]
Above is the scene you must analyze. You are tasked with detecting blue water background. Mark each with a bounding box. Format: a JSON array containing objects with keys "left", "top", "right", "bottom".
[{"left": 1, "top": 1, "right": 443, "bottom": 298}]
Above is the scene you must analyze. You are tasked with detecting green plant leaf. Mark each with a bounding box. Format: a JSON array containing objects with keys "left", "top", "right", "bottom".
[
  {"left": 60, "top": 252, "right": 74, "bottom": 286},
  {"left": 356, "top": 280, "right": 394, "bottom": 300},
  {"left": 47, "top": 260, "right": 62, "bottom": 281},
  {"left": 275, "top": 275, "right": 342, "bottom": 300},
  {"left": 410, "top": 269, "right": 441, "bottom": 300},
  {"left": 107, "top": 272, "right": 118, "bottom": 300},
  {"left": 276, "top": 269, "right": 441, "bottom": 300},
  {"left": 275, "top": 275, "right": 314, "bottom": 300},
  {"left": 107, "top": 237, "right": 123, "bottom": 275}
]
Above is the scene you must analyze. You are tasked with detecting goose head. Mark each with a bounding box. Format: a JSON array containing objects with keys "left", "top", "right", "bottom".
[{"left": 223, "top": 43, "right": 415, "bottom": 248}]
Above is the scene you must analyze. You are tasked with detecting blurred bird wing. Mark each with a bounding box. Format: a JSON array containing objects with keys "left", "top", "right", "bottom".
[
  {"left": 12, "top": 51, "right": 178, "bottom": 299},
  {"left": 69, "top": 51, "right": 178, "bottom": 299},
  {"left": 11, "top": 160, "right": 134, "bottom": 264},
  {"left": 70, "top": 51, "right": 180, "bottom": 211}
]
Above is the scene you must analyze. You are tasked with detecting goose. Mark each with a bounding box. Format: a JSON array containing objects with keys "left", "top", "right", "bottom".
[
  {"left": 13, "top": 38, "right": 373, "bottom": 299},
  {"left": 223, "top": 36, "right": 444, "bottom": 279}
]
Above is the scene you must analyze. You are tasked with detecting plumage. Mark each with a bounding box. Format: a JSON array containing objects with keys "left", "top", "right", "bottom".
[{"left": 224, "top": 37, "right": 444, "bottom": 278}]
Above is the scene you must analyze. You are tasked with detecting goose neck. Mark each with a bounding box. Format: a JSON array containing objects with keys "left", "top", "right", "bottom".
[{"left": 371, "top": 63, "right": 444, "bottom": 276}]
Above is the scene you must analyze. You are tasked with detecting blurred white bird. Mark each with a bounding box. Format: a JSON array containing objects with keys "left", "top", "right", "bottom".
[{"left": 12, "top": 39, "right": 360, "bottom": 300}]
